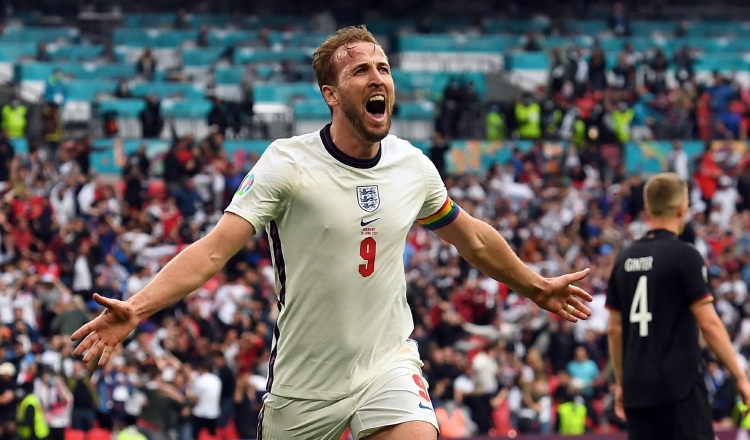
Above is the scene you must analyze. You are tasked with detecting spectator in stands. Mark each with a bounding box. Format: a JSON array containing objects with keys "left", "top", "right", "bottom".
[
  {"left": 668, "top": 139, "right": 690, "bottom": 182},
  {"left": 547, "top": 47, "right": 569, "bottom": 99},
  {"left": 674, "top": 45, "right": 695, "bottom": 86},
  {"left": 190, "top": 359, "right": 221, "bottom": 439},
  {"left": 43, "top": 70, "right": 67, "bottom": 108},
  {"left": 140, "top": 95, "right": 164, "bottom": 139},
  {"left": 174, "top": 8, "right": 190, "bottom": 30},
  {"left": 611, "top": 54, "right": 636, "bottom": 93},
  {"left": 49, "top": 296, "right": 91, "bottom": 339},
  {"left": 429, "top": 132, "right": 451, "bottom": 178},
  {"left": 1, "top": 95, "right": 28, "bottom": 140},
  {"left": 709, "top": 72, "right": 737, "bottom": 114},
  {"left": 278, "top": 59, "right": 303, "bottom": 83},
  {"left": 211, "top": 350, "right": 236, "bottom": 430},
  {"left": 0, "top": 131, "right": 14, "bottom": 187},
  {"left": 588, "top": 47, "right": 608, "bottom": 92},
  {"left": 136, "top": 47, "right": 158, "bottom": 81},
  {"left": 441, "top": 77, "right": 467, "bottom": 138},
  {"left": 37, "top": 368, "right": 72, "bottom": 440},
  {"left": 566, "top": 345, "right": 599, "bottom": 398},
  {"left": 65, "top": 360, "right": 98, "bottom": 439},
  {"left": 608, "top": 1, "right": 631, "bottom": 36},
  {"left": 207, "top": 97, "right": 230, "bottom": 137},
  {"left": 0, "top": 362, "right": 17, "bottom": 440},
  {"left": 196, "top": 25, "right": 210, "bottom": 48},
  {"left": 35, "top": 42, "right": 51, "bottom": 62},
  {"left": 514, "top": 93, "right": 542, "bottom": 140},
  {"left": 555, "top": 379, "right": 587, "bottom": 435},
  {"left": 233, "top": 370, "right": 262, "bottom": 440},
  {"left": 16, "top": 379, "right": 48, "bottom": 440},
  {"left": 522, "top": 32, "right": 542, "bottom": 52},
  {"left": 646, "top": 48, "right": 670, "bottom": 94},
  {"left": 136, "top": 371, "right": 186, "bottom": 440}
]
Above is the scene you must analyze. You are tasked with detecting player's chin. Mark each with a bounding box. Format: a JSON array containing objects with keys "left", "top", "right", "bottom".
[{"left": 363, "top": 122, "right": 390, "bottom": 143}]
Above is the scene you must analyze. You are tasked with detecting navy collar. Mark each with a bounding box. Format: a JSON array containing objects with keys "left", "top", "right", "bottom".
[{"left": 319, "top": 123, "right": 381, "bottom": 169}]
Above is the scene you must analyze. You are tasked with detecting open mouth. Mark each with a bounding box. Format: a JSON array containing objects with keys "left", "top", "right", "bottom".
[{"left": 365, "top": 95, "right": 386, "bottom": 118}]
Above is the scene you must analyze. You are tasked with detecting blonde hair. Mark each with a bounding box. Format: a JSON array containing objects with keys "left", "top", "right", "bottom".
[
  {"left": 643, "top": 172, "right": 687, "bottom": 218},
  {"left": 312, "top": 25, "right": 381, "bottom": 91}
]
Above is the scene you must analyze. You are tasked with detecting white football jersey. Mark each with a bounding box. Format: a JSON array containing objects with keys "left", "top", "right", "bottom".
[{"left": 226, "top": 125, "right": 459, "bottom": 400}]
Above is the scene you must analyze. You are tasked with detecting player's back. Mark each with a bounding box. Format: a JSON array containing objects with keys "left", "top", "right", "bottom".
[{"left": 607, "top": 229, "right": 710, "bottom": 408}]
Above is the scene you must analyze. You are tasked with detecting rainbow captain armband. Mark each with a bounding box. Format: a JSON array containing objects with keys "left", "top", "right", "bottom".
[{"left": 417, "top": 197, "right": 460, "bottom": 230}]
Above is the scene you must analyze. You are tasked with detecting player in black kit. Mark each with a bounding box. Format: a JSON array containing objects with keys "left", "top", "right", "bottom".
[{"left": 606, "top": 172, "right": 750, "bottom": 440}]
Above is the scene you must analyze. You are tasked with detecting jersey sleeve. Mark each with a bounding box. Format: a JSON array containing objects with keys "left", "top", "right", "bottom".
[
  {"left": 225, "top": 142, "right": 297, "bottom": 234},
  {"left": 681, "top": 246, "right": 712, "bottom": 306},
  {"left": 414, "top": 152, "right": 460, "bottom": 230}
]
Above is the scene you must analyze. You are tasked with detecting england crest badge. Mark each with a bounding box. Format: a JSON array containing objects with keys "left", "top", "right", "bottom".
[{"left": 357, "top": 185, "right": 380, "bottom": 212}]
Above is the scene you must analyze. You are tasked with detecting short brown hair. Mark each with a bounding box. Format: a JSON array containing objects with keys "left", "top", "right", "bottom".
[
  {"left": 643, "top": 172, "right": 687, "bottom": 218},
  {"left": 312, "top": 25, "right": 381, "bottom": 90}
]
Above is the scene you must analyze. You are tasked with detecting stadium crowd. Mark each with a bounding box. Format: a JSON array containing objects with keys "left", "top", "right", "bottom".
[{"left": 1, "top": 3, "right": 750, "bottom": 440}]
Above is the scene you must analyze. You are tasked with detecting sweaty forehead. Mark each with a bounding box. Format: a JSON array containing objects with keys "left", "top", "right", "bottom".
[{"left": 333, "top": 41, "right": 388, "bottom": 67}]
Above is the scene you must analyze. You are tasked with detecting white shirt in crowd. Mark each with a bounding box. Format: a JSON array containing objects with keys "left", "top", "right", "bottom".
[
  {"left": 72, "top": 255, "right": 93, "bottom": 292},
  {"left": 191, "top": 371, "right": 222, "bottom": 419}
]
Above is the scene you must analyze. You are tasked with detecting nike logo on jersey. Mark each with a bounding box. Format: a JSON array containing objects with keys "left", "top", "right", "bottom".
[
  {"left": 418, "top": 402, "right": 433, "bottom": 411},
  {"left": 360, "top": 217, "right": 380, "bottom": 227}
]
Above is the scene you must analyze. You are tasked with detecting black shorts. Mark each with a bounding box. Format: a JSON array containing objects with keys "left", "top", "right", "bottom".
[{"left": 625, "top": 384, "right": 714, "bottom": 440}]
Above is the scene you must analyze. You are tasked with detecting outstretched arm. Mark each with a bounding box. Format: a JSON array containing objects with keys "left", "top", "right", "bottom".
[
  {"left": 692, "top": 301, "right": 750, "bottom": 409},
  {"left": 72, "top": 212, "right": 255, "bottom": 365},
  {"left": 434, "top": 210, "right": 592, "bottom": 321},
  {"left": 607, "top": 310, "right": 625, "bottom": 420}
]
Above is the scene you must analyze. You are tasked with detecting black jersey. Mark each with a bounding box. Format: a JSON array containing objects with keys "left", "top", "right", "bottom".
[{"left": 606, "top": 229, "right": 712, "bottom": 409}]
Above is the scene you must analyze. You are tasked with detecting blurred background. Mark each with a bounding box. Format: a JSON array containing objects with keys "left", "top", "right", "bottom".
[{"left": 1, "top": 0, "right": 750, "bottom": 439}]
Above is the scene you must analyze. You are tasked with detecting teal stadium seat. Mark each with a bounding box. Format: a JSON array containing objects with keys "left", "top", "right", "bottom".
[
  {"left": 630, "top": 20, "right": 678, "bottom": 36},
  {"left": 65, "top": 80, "right": 118, "bottom": 101},
  {"left": 506, "top": 52, "right": 549, "bottom": 70},
  {"left": 364, "top": 18, "right": 415, "bottom": 36},
  {"left": 190, "top": 14, "right": 232, "bottom": 28},
  {"left": 482, "top": 18, "right": 550, "bottom": 35},
  {"left": 0, "top": 27, "right": 78, "bottom": 43},
  {"left": 97, "top": 99, "right": 145, "bottom": 118},
  {"left": 16, "top": 62, "right": 136, "bottom": 81},
  {"left": 207, "top": 30, "right": 258, "bottom": 48},
  {"left": 181, "top": 47, "right": 224, "bottom": 67},
  {"left": 292, "top": 101, "right": 330, "bottom": 120},
  {"left": 252, "top": 83, "right": 321, "bottom": 104},
  {"left": 47, "top": 45, "right": 105, "bottom": 62},
  {"left": 232, "top": 47, "right": 312, "bottom": 64},
  {"left": 113, "top": 29, "right": 196, "bottom": 48},
  {"left": 398, "top": 34, "right": 516, "bottom": 53},
  {"left": 160, "top": 99, "right": 213, "bottom": 119},
  {"left": 693, "top": 53, "right": 749, "bottom": 73},
  {"left": 391, "top": 70, "right": 486, "bottom": 101},
  {"left": 395, "top": 101, "right": 435, "bottom": 120},
  {"left": 214, "top": 66, "right": 244, "bottom": 85},
  {"left": 0, "top": 43, "right": 37, "bottom": 62},
  {"left": 129, "top": 82, "right": 205, "bottom": 99},
  {"left": 565, "top": 20, "right": 608, "bottom": 36},
  {"left": 122, "top": 13, "right": 177, "bottom": 29},
  {"left": 685, "top": 21, "right": 746, "bottom": 37},
  {"left": 284, "top": 33, "right": 330, "bottom": 49}
]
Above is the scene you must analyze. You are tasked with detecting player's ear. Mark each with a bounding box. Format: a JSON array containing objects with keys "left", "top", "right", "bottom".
[
  {"left": 676, "top": 197, "right": 688, "bottom": 218},
  {"left": 322, "top": 85, "right": 338, "bottom": 108}
]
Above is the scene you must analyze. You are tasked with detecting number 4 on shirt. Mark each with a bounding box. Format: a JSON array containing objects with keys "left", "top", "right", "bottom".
[{"left": 630, "top": 275, "right": 653, "bottom": 337}]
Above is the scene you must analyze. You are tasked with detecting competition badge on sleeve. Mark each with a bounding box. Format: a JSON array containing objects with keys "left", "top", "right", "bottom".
[{"left": 236, "top": 173, "right": 255, "bottom": 196}]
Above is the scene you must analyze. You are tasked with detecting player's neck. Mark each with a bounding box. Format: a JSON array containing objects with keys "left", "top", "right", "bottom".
[
  {"left": 648, "top": 218, "right": 681, "bottom": 235},
  {"left": 329, "top": 120, "right": 379, "bottom": 160}
]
